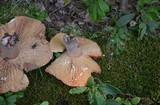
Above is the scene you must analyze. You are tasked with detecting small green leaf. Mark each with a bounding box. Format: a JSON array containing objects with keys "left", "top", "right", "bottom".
[
  {"left": 97, "top": 8, "right": 106, "bottom": 20},
  {"left": 115, "top": 97, "right": 123, "bottom": 104},
  {"left": 0, "top": 96, "right": 4, "bottom": 101},
  {"left": 141, "top": 13, "right": 153, "bottom": 22},
  {"left": 139, "top": 22, "right": 146, "bottom": 29},
  {"left": 146, "top": 7, "right": 159, "bottom": 19},
  {"left": 88, "top": 4, "right": 97, "bottom": 21},
  {"left": 137, "top": 0, "right": 152, "bottom": 5},
  {"left": 147, "top": 21, "right": 158, "bottom": 33},
  {"left": 55, "top": 52, "right": 61, "bottom": 59},
  {"left": 117, "top": 42, "right": 125, "bottom": 52},
  {"left": 6, "top": 95, "right": 17, "bottom": 104},
  {"left": 86, "top": 0, "right": 109, "bottom": 21},
  {"left": 117, "top": 13, "right": 135, "bottom": 27},
  {"left": 131, "top": 97, "right": 140, "bottom": 105},
  {"left": 98, "top": 83, "right": 122, "bottom": 95},
  {"left": 119, "top": 34, "right": 128, "bottom": 40},
  {"left": 92, "top": 88, "right": 105, "bottom": 105},
  {"left": 139, "top": 26, "right": 147, "bottom": 40},
  {"left": 88, "top": 90, "right": 93, "bottom": 105},
  {"left": 69, "top": 86, "right": 89, "bottom": 94},
  {"left": 0, "top": 96, "right": 6, "bottom": 105},
  {"left": 106, "top": 99, "right": 121, "bottom": 105},
  {"left": 124, "top": 99, "right": 131, "bottom": 105},
  {"left": 118, "top": 29, "right": 129, "bottom": 40},
  {"left": 87, "top": 76, "right": 96, "bottom": 87},
  {"left": 16, "top": 91, "right": 24, "bottom": 98},
  {"left": 98, "top": 0, "right": 109, "bottom": 13},
  {"left": 4, "top": 92, "right": 13, "bottom": 97},
  {"left": 40, "top": 101, "right": 49, "bottom": 105}
]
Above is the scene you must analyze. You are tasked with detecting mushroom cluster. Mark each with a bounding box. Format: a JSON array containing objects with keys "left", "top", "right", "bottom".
[
  {"left": 0, "top": 16, "right": 52, "bottom": 93},
  {"left": 46, "top": 33, "right": 102, "bottom": 86}
]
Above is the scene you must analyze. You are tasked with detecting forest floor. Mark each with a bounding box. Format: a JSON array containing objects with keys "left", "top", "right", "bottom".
[{"left": 0, "top": 1, "right": 160, "bottom": 105}]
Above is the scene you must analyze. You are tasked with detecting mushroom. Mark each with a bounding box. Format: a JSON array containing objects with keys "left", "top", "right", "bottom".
[
  {"left": 46, "top": 33, "right": 102, "bottom": 86},
  {"left": 0, "top": 16, "right": 52, "bottom": 93}
]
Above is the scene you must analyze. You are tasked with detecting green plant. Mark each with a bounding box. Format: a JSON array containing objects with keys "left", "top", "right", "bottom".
[
  {"left": 133, "top": 0, "right": 160, "bottom": 40},
  {"left": 94, "top": 25, "right": 130, "bottom": 56},
  {"left": 84, "top": 0, "right": 109, "bottom": 21},
  {"left": 69, "top": 76, "right": 122, "bottom": 105},
  {"left": 27, "top": 5, "right": 47, "bottom": 21},
  {"left": 115, "top": 97, "right": 140, "bottom": 105},
  {"left": 0, "top": 91, "right": 24, "bottom": 105},
  {"left": 94, "top": 10, "right": 134, "bottom": 55},
  {"left": 107, "top": 26, "right": 129, "bottom": 56}
]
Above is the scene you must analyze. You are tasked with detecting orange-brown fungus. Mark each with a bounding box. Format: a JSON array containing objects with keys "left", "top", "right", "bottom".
[
  {"left": 0, "top": 16, "right": 52, "bottom": 93},
  {"left": 46, "top": 34, "right": 102, "bottom": 87}
]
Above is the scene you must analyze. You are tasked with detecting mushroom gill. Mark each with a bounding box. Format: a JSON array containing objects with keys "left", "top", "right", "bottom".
[
  {"left": 46, "top": 33, "right": 102, "bottom": 86},
  {"left": 0, "top": 16, "right": 52, "bottom": 93}
]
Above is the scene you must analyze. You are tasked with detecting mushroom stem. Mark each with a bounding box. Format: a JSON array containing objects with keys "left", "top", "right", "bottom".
[
  {"left": 63, "top": 35, "right": 82, "bottom": 58},
  {"left": 0, "top": 33, "right": 20, "bottom": 60}
]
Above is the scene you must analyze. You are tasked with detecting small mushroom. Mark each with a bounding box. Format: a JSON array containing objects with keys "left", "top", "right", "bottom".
[
  {"left": 0, "top": 16, "right": 52, "bottom": 93},
  {"left": 46, "top": 33, "right": 102, "bottom": 86}
]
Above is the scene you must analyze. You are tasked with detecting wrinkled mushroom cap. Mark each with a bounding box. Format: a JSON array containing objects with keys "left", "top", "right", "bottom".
[
  {"left": 46, "top": 33, "right": 102, "bottom": 86},
  {"left": 11, "top": 37, "right": 52, "bottom": 72},
  {"left": 49, "top": 33, "right": 102, "bottom": 57},
  {"left": 0, "top": 16, "right": 52, "bottom": 93},
  {"left": 0, "top": 16, "right": 52, "bottom": 71}
]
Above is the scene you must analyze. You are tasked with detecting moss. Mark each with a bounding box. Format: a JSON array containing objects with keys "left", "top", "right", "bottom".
[
  {"left": 97, "top": 37, "right": 160, "bottom": 98},
  {"left": 0, "top": 3, "right": 28, "bottom": 23},
  {"left": 15, "top": 37, "right": 160, "bottom": 105},
  {"left": 0, "top": 3, "right": 46, "bottom": 23},
  {"left": 0, "top": 3, "right": 160, "bottom": 105},
  {"left": 16, "top": 70, "right": 88, "bottom": 105}
]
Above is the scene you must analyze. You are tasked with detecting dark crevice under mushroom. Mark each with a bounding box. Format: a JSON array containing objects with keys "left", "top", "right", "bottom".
[{"left": 0, "top": 33, "right": 20, "bottom": 60}]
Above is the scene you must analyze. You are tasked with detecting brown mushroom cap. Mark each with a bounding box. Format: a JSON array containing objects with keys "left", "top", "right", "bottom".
[
  {"left": 0, "top": 16, "right": 52, "bottom": 93},
  {"left": 46, "top": 34, "right": 102, "bottom": 86},
  {"left": 78, "top": 37, "right": 102, "bottom": 58},
  {"left": 0, "top": 16, "right": 46, "bottom": 41},
  {"left": 0, "top": 16, "right": 52, "bottom": 71},
  {"left": 49, "top": 33, "right": 102, "bottom": 57},
  {"left": 46, "top": 52, "right": 101, "bottom": 86},
  {"left": 11, "top": 37, "right": 52, "bottom": 72}
]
